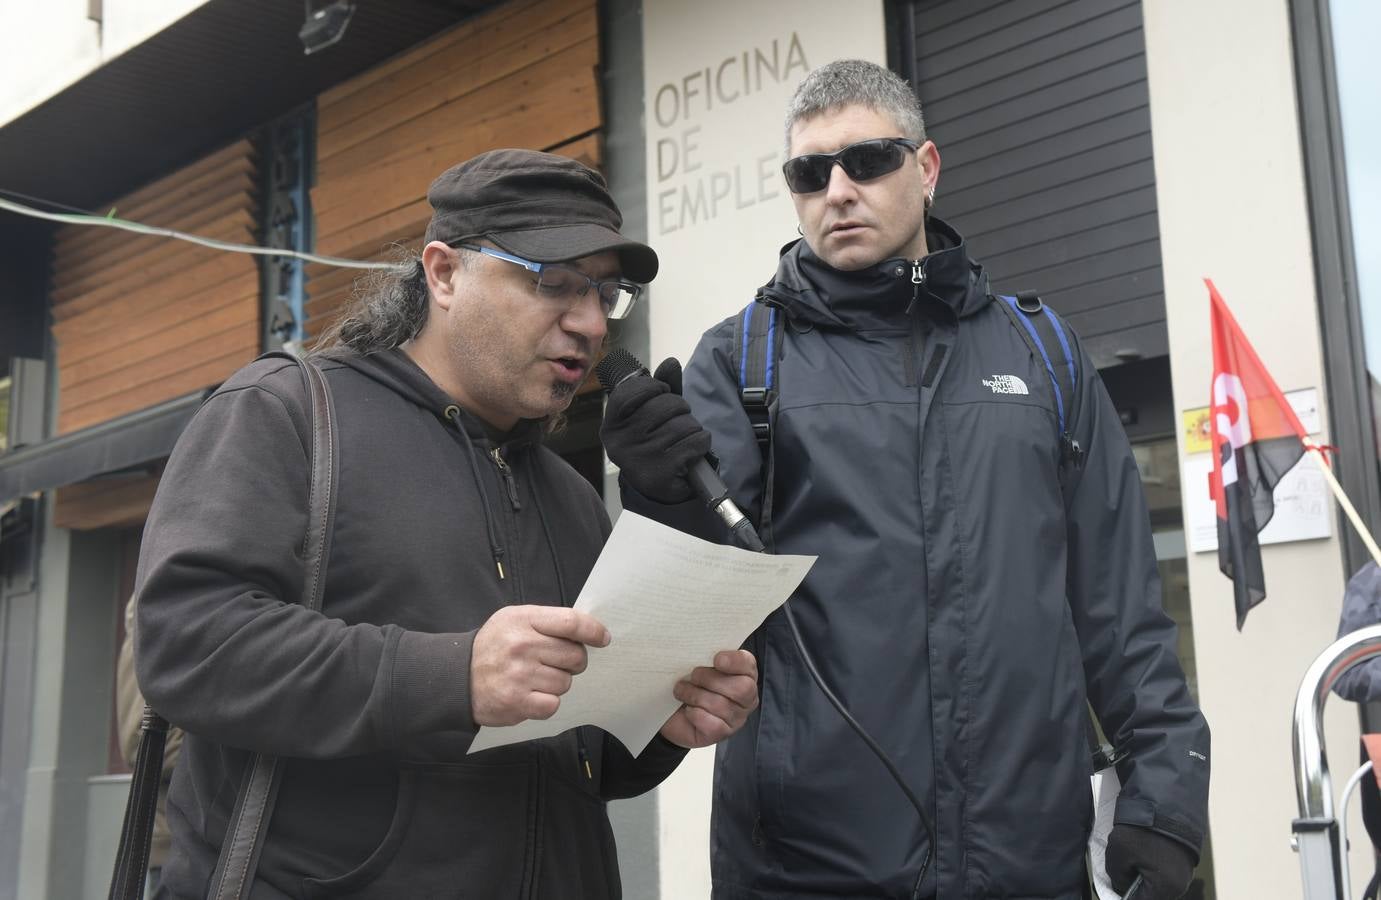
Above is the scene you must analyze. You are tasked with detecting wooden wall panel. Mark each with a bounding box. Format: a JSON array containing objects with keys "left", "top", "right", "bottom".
[
  {"left": 53, "top": 473, "right": 161, "bottom": 531},
  {"left": 308, "top": 0, "right": 602, "bottom": 337},
  {"left": 50, "top": 141, "right": 259, "bottom": 434}
]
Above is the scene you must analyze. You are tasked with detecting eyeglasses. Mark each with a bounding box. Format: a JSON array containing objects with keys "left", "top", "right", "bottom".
[
  {"left": 456, "top": 244, "right": 643, "bottom": 320},
  {"left": 781, "top": 137, "right": 921, "bottom": 194}
]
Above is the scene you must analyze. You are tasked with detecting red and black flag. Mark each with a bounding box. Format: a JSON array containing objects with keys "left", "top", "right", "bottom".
[{"left": 1208, "top": 279, "right": 1314, "bottom": 629}]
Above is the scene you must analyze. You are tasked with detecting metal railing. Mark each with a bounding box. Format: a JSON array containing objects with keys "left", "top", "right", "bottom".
[{"left": 1293, "top": 623, "right": 1381, "bottom": 899}]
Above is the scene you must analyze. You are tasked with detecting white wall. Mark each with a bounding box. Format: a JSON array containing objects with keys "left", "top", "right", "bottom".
[
  {"left": 641, "top": 0, "right": 886, "bottom": 369},
  {"left": 1143, "top": 2, "right": 1366, "bottom": 897},
  {"left": 639, "top": 2, "right": 885, "bottom": 895},
  {"left": 0, "top": 0, "right": 211, "bottom": 128}
]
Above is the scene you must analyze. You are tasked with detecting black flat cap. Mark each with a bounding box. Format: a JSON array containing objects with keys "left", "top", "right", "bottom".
[{"left": 422, "top": 149, "right": 658, "bottom": 283}]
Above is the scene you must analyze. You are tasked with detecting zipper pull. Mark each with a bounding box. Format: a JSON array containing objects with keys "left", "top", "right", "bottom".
[
  {"left": 577, "top": 730, "right": 593, "bottom": 780},
  {"left": 911, "top": 259, "right": 927, "bottom": 304},
  {"left": 489, "top": 447, "right": 522, "bottom": 511}
]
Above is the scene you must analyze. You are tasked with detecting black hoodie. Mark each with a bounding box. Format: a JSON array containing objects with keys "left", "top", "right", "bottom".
[{"left": 135, "top": 348, "right": 686, "bottom": 899}]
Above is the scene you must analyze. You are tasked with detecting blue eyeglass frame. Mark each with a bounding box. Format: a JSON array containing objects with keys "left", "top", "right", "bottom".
[{"left": 454, "top": 243, "right": 643, "bottom": 319}]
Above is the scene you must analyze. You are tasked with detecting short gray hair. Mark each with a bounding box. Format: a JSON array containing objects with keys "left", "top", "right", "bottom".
[{"left": 784, "top": 59, "right": 926, "bottom": 153}]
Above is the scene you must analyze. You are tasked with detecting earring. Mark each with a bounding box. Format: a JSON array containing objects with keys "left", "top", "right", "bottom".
[{"left": 796, "top": 223, "right": 804, "bottom": 236}]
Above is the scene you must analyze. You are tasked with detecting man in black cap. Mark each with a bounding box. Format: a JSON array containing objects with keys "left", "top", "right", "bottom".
[{"left": 134, "top": 149, "right": 758, "bottom": 899}]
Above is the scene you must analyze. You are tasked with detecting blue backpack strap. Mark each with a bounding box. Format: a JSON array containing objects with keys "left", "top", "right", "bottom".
[
  {"left": 733, "top": 295, "right": 782, "bottom": 451},
  {"left": 995, "top": 292, "right": 1084, "bottom": 470},
  {"left": 731, "top": 294, "right": 785, "bottom": 548}
]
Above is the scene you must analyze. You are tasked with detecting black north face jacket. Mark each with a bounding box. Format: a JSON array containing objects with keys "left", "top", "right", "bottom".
[{"left": 630, "top": 218, "right": 1210, "bottom": 899}]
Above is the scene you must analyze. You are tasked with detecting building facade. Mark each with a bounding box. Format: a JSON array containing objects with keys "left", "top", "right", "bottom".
[{"left": 0, "top": 1, "right": 1376, "bottom": 898}]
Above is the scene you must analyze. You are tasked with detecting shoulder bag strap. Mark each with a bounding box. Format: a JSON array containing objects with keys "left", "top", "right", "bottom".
[
  {"left": 108, "top": 354, "right": 338, "bottom": 900},
  {"left": 107, "top": 709, "right": 170, "bottom": 900},
  {"left": 207, "top": 354, "right": 339, "bottom": 900}
]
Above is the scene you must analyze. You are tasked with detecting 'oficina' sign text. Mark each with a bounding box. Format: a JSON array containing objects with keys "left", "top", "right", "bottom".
[{"left": 652, "top": 32, "right": 810, "bottom": 236}]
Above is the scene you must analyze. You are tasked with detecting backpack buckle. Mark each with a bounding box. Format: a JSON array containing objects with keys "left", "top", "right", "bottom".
[{"left": 742, "top": 387, "right": 773, "bottom": 448}]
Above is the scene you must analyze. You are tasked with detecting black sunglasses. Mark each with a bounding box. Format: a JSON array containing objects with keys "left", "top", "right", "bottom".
[{"left": 782, "top": 137, "right": 921, "bottom": 194}]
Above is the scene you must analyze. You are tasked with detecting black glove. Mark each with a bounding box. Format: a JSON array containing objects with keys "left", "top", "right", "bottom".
[
  {"left": 600, "top": 358, "right": 712, "bottom": 505},
  {"left": 1105, "top": 824, "right": 1196, "bottom": 900}
]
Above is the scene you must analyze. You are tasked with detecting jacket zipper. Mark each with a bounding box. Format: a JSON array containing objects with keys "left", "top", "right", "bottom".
[
  {"left": 487, "top": 446, "right": 521, "bottom": 597},
  {"left": 907, "top": 260, "right": 957, "bottom": 881},
  {"left": 902, "top": 259, "right": 927, "bottom": 388},
  {"left": 490, "top": 447, "right": 522, "bottom": 511}
]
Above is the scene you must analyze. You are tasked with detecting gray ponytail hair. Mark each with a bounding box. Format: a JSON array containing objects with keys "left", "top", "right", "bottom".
[{"left": 313, "top": 255, "right": 430, "bottom": 353}]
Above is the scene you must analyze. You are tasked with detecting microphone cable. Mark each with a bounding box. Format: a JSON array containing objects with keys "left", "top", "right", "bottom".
[
  {"left": 596, "top": 350, "right": 934, "bottom": 900},
  {"left": 740, "top": 539, "right": 933, "bottom": 900}
]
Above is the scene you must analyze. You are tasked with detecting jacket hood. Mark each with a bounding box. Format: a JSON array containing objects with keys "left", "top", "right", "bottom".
[
  {"left": 760, "top": 215, "right": 992, "bottom": 330},
  {"left": 321, "top": 346, "right": 542, "bottom": 447}
]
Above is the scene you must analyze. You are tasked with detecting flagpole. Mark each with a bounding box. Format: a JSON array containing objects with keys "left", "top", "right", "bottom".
[{"left": 1304, "top": 444, "right": 1381, "bottom": 566}]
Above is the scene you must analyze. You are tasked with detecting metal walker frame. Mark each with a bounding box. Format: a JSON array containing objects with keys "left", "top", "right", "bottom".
[{"left": 1293, "top": 623, "right": 1381, "bottom": 899}]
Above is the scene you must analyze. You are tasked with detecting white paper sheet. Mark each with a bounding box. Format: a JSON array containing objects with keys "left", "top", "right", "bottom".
[
  {"left": 1089, "top": 768, "right": 1122, "bottom": 900},
  {"left": 468, "top": 511, "right": 815, "bottom": 756}
]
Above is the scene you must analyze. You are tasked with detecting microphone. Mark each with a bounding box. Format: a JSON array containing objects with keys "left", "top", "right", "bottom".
[{"left": 595, "top": 349, "right": 765, "bottom": 553}]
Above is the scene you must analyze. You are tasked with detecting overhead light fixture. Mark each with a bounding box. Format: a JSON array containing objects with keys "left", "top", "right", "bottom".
[{"left": 299, "top": 0, "right": 356, "bottom": 55}]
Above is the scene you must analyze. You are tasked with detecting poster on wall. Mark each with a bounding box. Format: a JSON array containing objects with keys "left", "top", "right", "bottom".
[
  {"left": 641, "top": 0, "right": 887, "bottom": 367},
  {"left": 1184, "top": 387, "right": 1332, "bottom": 553}
]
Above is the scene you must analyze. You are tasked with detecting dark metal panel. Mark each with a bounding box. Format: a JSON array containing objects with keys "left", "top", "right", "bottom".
[
  {"left": 915, "top": 2, "right": 1142, "bottom": 98},
  {"left": 944, "top": 86, "right": 1148, "bottom": 173},
  {"left": 1084, "top": 320, "right": 1167, "bottom": 365},
  {"left": 1066, "top": 288, "right": 1164, "bottom": 338},
  {"left": 943, "top": 138, "right": 1151, "bottom": 218},
  {"left": 0, "top": 581, "right": 39, "bottom": 900},
  {"left": 963, "top": 184, "right": 1158, "bottom": 252},
  {"left": 909, "top": 0, "right": 1167, "bottom": 368},
  {"left": 0, "top": 390, "right": 207, "bottom": 504},
  {"left": 950, "top": 160, "right": 1154, "bottom": 233},
  {"left": 923, "top": 34, "right": 1148, "bottom": 127},
  {"left": 0, "top": 220, "right": 50, "bottom": 362},
  {"left": 0, "top": 0, "right": 498, "bottom": 211},
  {"left": 1052, "top": 266, "right": 1162, "bottom": 320},
  {"left": 1288, "top": 0, "right": 1381, "bottom": 575},
  {"left": 919, "top": 0, "right": 1016, "bottom": 33},
  {"left": 997, "top": 212, "right": 1156, "bottom": 277},
  {"left": 923, "top": 0, "right": 1122, "bottom": 55},
  {"left": 1000, "top": 236, "right": 1161, "bottom": 295}
]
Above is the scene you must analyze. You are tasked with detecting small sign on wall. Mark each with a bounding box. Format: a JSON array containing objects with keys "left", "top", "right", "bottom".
[{"left": 1183, "top": 387, "right": 1332, "bottom": 552}]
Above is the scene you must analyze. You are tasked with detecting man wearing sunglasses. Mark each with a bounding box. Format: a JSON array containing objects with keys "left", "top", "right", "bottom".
[
  {"left": 604, "top": 61, "right": 1209, "bottom": 900},
  {"left": 133, "top": 149, "right": 759, "bottom": 899}
]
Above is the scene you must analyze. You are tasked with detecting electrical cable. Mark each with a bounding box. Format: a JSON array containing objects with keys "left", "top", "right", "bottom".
[
  {"left": 594, "top": 347, "right": 938, "bottom": 898},
  {"left": 0, "top": 188, "right": 101, "bottom": 216},
  {"left": 0, "top": 195, "right": 398, "bottom": 271},
  {"left": 723, "top": 527, "right": 935, "bottom": 900}
]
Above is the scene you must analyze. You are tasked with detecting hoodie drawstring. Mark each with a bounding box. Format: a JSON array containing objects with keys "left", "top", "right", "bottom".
[
  {"left": 529, "top": 463, "right": 593, "bottom": 779},
  {"left": 445, "top": 405, "right": 508, "bottom": 581}
]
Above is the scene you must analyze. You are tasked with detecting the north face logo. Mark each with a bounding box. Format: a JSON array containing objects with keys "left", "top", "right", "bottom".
[{"left": 982, "top": 374, "right": 1029, "bottom": 395}]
